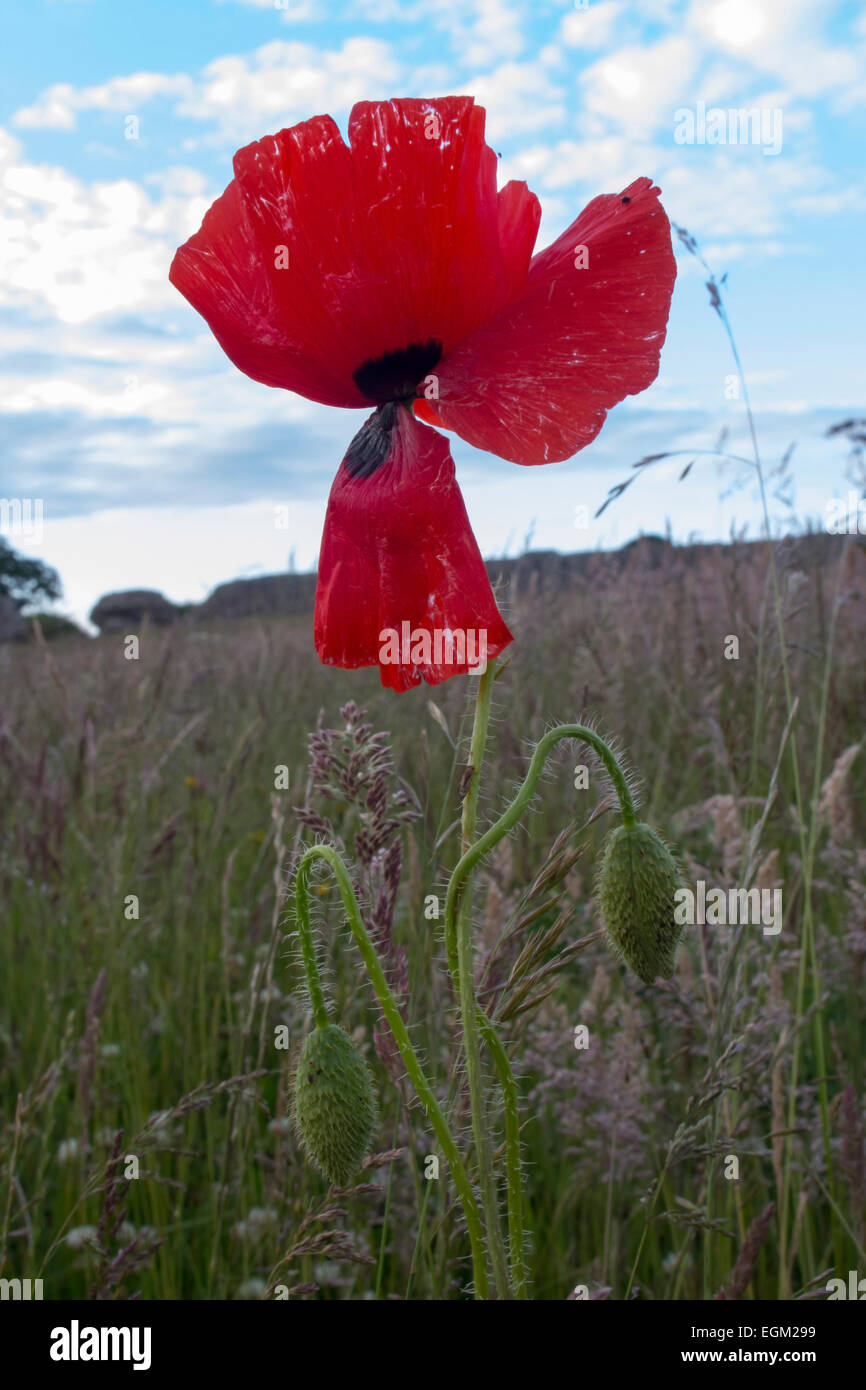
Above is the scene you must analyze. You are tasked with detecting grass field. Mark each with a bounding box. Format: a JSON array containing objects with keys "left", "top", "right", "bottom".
[{"left": 1, "top": 530, "right": 865, "bottom": 1300}]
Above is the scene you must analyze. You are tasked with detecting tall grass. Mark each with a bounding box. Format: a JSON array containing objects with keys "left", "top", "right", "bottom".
[{"left": 1, "top": 523, "right": 864, "bottom": 1298}]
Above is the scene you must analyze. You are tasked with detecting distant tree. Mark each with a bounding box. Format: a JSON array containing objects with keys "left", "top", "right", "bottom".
[
  {"left": 29, "top": 613, "right": 85, "bottom": 640},
  {"left": 0, "top": 537, "right": 62, "bottom": 610}
]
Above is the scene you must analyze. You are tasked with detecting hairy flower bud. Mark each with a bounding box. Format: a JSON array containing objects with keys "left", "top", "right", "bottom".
[
  {"left": 596, "top": 821, "right": 683, "bottom": 984},
  {"left": 293, "top": 1024, "right": 376, "bottom": 1187}
]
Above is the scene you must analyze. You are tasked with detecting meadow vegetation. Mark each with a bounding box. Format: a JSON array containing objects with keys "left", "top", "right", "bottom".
[{"left": 1, "top": 529, "right": 864, "bottom": 1299}]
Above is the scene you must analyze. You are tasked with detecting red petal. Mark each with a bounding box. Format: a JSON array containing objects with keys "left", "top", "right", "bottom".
[
  {"left": 314, "top": 407, "right": 513, "bottom": 691},
  {"left": 170, "top": 98, "right": 540, "bottom": 408},
  {"left": 496, "top": 178, "right": 542, "bottom": 301},
  {"left": 413, "top": 177, "right": 677, "bottom": 463}
]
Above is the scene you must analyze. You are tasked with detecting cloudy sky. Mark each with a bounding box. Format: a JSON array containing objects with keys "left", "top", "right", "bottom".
[{"left": 2, "top": 0, "right": 864, "bottom": 625}]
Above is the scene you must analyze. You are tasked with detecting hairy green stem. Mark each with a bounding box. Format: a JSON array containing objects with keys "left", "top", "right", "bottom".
[
  {"left": 456, "top": 662, "right": 512, "bottom": 1298},
  {"left": 294, "top": 843, "right": 490, "bottom": 1300},
  {"left": 447, "top": 714, "right": 637, "bottom": 1299},
  {"left": 295, "top": 873, "right": 329, "bottom": 1031},
  {"left": 478, "top": 1010, "right": 527, "bottom": 1298},
  {"left": 446, "top": 721, "right": 637, "bottom": 977}
]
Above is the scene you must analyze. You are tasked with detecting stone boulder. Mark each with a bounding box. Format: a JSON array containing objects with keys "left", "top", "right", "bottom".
[
  {"left": 90, "top": 589, "right": 180, "bottom": 634},
  {"left": 196, "top": 573, "right": 318, "bottom": 622}
]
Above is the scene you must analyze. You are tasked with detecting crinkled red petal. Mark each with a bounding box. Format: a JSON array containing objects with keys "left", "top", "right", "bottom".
[
  {"left": 413, "top": 177, "right": 676, "bottom": 463},
  {"left": 314, "top": 408, "right": 513, "bottom": 691},
  {"left": 169, "top": 97, "right": 540, "bottom": 407}
]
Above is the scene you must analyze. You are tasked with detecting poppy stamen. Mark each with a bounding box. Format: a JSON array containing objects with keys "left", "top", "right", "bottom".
[{"left": 352, "top": 339, "right": 442, "bottom": 405}]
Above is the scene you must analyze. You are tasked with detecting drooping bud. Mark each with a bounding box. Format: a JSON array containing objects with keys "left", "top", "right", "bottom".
[
  {"left": 596, "top": 821, "right": 684, "bottom": 984},
  {"left": 293, "top": 1024, "right": 377, "bottom": 1187}
]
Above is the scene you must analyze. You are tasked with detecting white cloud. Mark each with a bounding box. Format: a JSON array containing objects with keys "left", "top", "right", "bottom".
[
  {"left": 12, "top": 23, "right": 536, "bottom": 154},
  {"left": 175, "top": 37, "right": 402, "bottom": 138},
  {"left": 33, "top": 500, "right": 328, "bottom": 625},
  {"left": 579, "top": 35, "right": 703, "bottom": 133},
  {"left": 560, "top": 1, "right": 626, "bottom": 51},
  {"left": 350, "top": 0, "right": 525, "bottom": 66},
  {"left": 454, "top": 0, "right": 525, "bottom": 67},
  {"left": 652, "top": 150, "right": 827, "bottom": 240},
  {"left": 0, "top": 375, "right": 169, "bottom": 418},
  {"left": 466, "top": 61, "right": 567, "bottom": 136},
  {"left": 503, "top": 133, "right": 659, "bottom": 192},
  {"left": 697, "top": 0, "right": 772, "bottom": 50},
  {"left": 14, "top": 74, "right": 194, "bottom": 131},
  {"left": 0, "top": 0, "right": 860, "bottom": 643},
  {"left": 0, "top": 131, "right": 210, "bottom": 323},
  {"left": 789, "top": 186, "right": 866, "bottom": 217},
  {"left": 216, "top": 0, "right": 319, "bottom": 18},
  {"left": 687, "top": 0, "right": 862, "bottom": 100},
  {"left": 503, "top": 125, "right": 838, "bottom": 249}
]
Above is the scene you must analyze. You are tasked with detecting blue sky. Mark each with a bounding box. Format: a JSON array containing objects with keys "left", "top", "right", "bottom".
[{"left": 2, "top": 0, "right": 865, "bottom": 624}]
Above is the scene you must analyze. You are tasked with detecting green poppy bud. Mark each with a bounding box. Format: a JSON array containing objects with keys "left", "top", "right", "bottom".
[
  {"left": 596, "top": 821, "right": 684, "bottom": 984},
  {"left": 293, "top": 1023, "right": 376, "bottom": 1187}
]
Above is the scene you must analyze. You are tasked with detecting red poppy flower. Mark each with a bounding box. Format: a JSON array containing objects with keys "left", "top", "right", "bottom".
[{"left": 169, "top": 96, "right": 676, "bottom": 692}]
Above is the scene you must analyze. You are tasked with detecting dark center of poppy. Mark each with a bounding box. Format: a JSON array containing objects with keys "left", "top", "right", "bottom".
[{"left": 352, "top": 339, "right": 442, "bottom": 406}]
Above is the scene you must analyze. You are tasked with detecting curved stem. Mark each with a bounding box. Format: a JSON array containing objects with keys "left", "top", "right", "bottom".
[
  {"left": 446, "top": 721, "right": 636, "bottom": 977},
  {"left": 446, "top": 718, "right": 635, "bottom": 1298},
  {"left": 294, "top": 843, "right": 490, "bottom": 1300},
  {"left": 295, "top": 873, "right": 329, "bottom": 1029}
]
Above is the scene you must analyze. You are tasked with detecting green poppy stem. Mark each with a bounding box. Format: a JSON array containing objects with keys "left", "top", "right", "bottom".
[
  {"left": 294, "top": 843, "right": 490, "bottom": 1300},
  {"left": 446, "top": 719, "right": 637, "bottom": 973},
  {"left": 453, "top": 661, "right": 512, "bottom": 1298},
  {"left": 445, "top": 710, "right": 639, "bottom": 1298}
]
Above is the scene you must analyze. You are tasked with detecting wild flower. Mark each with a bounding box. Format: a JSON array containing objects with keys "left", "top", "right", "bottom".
[
  {"left": 65, "top": 1226, "right": 98, "bottom": 1251},
  {"left": 236, "top": 1277, "right": 267, "bottom": 1300},
  {"left": 232, "top": 1207, "right": 280, "bottom": 1242},
  {"left": 170, "top": 96, "right": 675, "bottom": 689}
]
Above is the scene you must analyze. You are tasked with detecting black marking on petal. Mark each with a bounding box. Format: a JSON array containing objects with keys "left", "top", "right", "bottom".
[
  {"left": 621, "top": 196, "right": 631, "bottom": 204},
  {"left": 353, "top": 339, "right": 442, "bottom": 405},
  {"left": 344, "top": 401, "right": 400, "bottom": 480}
]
